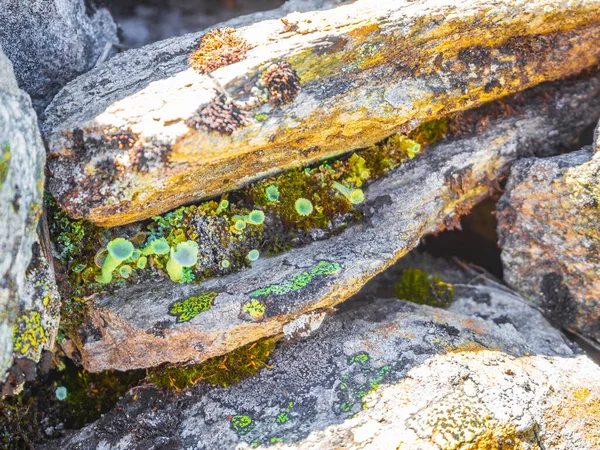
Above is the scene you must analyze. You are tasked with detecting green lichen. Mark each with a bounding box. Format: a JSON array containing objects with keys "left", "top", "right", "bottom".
[
  {"left": 295, "top": 198, "right": 313, "bottom": 216},
  {"left": 169, "top": 292, "right": 217, "bottom": 323},
  {"left": 231, "top": 415, "right": 254, "bottom": 435},
  {"left": 12, "top": 311, "right": 48, "bottom": 357},
  {"left": 243, "top": 299, "right": 266, "bottom": 318},
  {"left": 247, "top": 249, "right": 260, "bottom": 262},
  {"left": 395, "top": 268, "right": 455, "bottom": 307},
  {"left": 249, "top": 261, "right": 341, "bottom": 297},
  {"left": 265, "top": 185, "right": 280, "bottom": 202},
  {"left": 147, "top": 337, "right": 277, "bottom": 389},
  {"left": 349, "top": 352, "right": 370, "bottom": 365},
  {"left": 0, "top": 143, "right": 10, "bottom": 191}
]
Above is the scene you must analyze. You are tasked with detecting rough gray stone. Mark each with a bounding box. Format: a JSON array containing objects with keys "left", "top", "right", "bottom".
[
  {"left": 46, "top": 255, "right": 600, "bottom": 450},
  {"left": 70, "top": 73, "right": 600, "bottom": 372},
  {"left": 497, "top": 138, "right": 600, "bottom": 345},
  {"left": 0, "top": 46, "right": 47, "bottom": 382},
  {"left": 0, "top": 0, "right": 118, "bottom": 112}
]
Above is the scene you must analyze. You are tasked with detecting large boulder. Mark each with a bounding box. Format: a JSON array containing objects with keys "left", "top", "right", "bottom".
[
  {"left": 65, "top": 73, "right": 600, "bottom": 372},
  {"left": 0, "top": 0, "right": 118, "bottom": 113},
  {"left": 0, "top": 47, "right": 54, "bottom": 387},
  {"left": 497, "top": 138, "right": 600, "bottom": 345},
  {"left": 46, "top": 254, "right": 600, "bottom": 450},
  {"left": 42, "top": 0, "right": 600, "bottom": 226}
]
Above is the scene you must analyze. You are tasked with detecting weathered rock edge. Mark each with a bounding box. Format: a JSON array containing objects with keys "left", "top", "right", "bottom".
[
  {"left": 48, "top": 257, "right": 600, "bottom": 450},
  {"left": 498, "top": 142, "right": 600, "bottom": 344},
  {"left": 72, "top": 74, "right": 600, "bottom": 372},
  {"left": 0, "top": 47, "right": 49, "bottom": 382},
  {"left": 43, "top": 0, "right": 600, "bottom": 226}
]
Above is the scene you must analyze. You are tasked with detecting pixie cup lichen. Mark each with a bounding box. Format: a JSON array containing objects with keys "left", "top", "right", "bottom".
[
  {"left": 295, "top": 198, "right": 313, "bottom": 216},
  {"left": 333, "top": 181, "right": 364, "bottom": 205},
  {"left": 166, "top": 240, "right": 200, "bottom": 282},
  {"left": 96, "top": 238, "right": 135, "bottom": 284},
  {"left": 141, "top": 237, "right": 170, "bottom": 256}
]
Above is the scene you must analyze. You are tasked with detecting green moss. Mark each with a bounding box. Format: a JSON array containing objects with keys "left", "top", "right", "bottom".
[
  {"left": 147, "top": 337, "right": 277, "bottom": 389},
  {"left": 408, "top": 118, "right": 449, "bottom": 145},
  {"left": 249, "top": 261, "right": 341, "bottom": 297},
  {"left": 0, "top": 143, "right": 10, "bottom": 191},
  {"left": 395, "top": 268, "right": 455, "bottom": 307},
  {"left": 169, "top": 292, "right": 217, "bottom": 323}
]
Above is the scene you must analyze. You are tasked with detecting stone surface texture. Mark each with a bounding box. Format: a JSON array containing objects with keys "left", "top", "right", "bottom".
[
  {"left": 0, "top": 0, "right": 118, "bottom": 112},
  {"left": 0, "top": 47, "right": 47, "bottom": 382},
  {"left": 70, "top": 74, "right": 600, "bottom": 372},
  {"left": 46, "top": 255, "right": 600, "bottom": 450},
  {"left": 42, "top": 0, "right": 600, "bottom": 226},
  {"left": 498, "top": 139, "right": 600, "bottom": 345}
]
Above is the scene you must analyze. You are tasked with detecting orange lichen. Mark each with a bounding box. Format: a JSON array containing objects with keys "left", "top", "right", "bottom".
[{"left": 189, "top": 27, "right": 250, "bottom": 74}]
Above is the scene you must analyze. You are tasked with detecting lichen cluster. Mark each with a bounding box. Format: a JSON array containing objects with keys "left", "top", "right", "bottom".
[
  {"left": 169, "top": 292, "right": 217, "bottom": 323},
  {"left": 12, "top": 311, "right": 48, "bottom": 357},
  {"left": 0, "top": 143, "right": 10, "bottom": 190},
  {"left": 249, "top": 261, "right": 341, "bottom": 297},
  {"left": 395, "top": 268, "right": 455, "bottom": 307}
]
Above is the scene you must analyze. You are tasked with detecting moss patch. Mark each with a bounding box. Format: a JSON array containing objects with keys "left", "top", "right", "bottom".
[
  {"left": 147, "top": 337, "right": 277, "bottom": 390},
  {"left": 395, "top": 268, "right": 455, "bottom": 308}
]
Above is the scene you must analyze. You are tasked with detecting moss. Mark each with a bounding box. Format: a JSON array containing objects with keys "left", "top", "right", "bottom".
[
  {"left": 0, "top": 143, "right": 10, "bottom": 191},
  {"left": 189, "top": 27, "right": 250, "bottom": 74},
  {"left": 260, "top": 61, "right": 301, "bottom": 106},
  {"left": 395, "top": 268, "right": 455, "bottom": 307},
  {"left": 169, "top": 292, "right": 217, "bottom": 323},
  {"left": 147, "top": 337, "right": 277, "bottom": 390}
]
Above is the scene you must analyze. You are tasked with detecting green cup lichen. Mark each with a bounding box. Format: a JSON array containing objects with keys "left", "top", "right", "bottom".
[
  {"left": 141, "top": 237, "right": 170, "bottom": 256},
  {"left": 136, "top": 256, "right": 148, "bottom": 269},
  {"left": 265, "top": 185, "right": 280, "bottom": 202},
  {"left": 247, "top": 249, "right": 260, "bottom": 262},
  {"left": 247, "top": 210, "right": 265, "bottom": 225},
  {"left": 119, "top": 265, "right": 132, "bottom": 278},
  {"left": 294, "top": 198, "right": 313, "bottom": 216},
  {"left": 166, "top": 240, "right": 200, "bottom": 282},
  {"left": 333, "top": 181, "right": 365, "bottom": 205},
  {"left": 96, "top": 238, "right": 134, "bottom": 284}
]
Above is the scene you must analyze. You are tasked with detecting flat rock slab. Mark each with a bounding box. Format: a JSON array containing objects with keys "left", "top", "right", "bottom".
[
  {"left": 498, "top": 143, "right": 600, "bottom": 345},
  {"left": 0, "top": 0, "right": 117, "bottom": 113},
  {"left": 42, "top": 0, "right": 600, "bottom": 226},
  {"left": 0, "top": 47, "right": 49, "bottom": 383},
  {"left": 47, "top": 257, "right": 600, "bottom": 450},
  {"left": 73, "top": 74, "right": 600, "bottom": 372}
]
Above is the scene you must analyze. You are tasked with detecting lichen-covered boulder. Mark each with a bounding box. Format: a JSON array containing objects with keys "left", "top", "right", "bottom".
[
  {"left": 497, "top": 143, "right": 600, "bottom": 345},
  {"left": 65, "top": 73, "right": 600, "bottom": 372},
  {"left": 0, "top": 0, "right": 118, "bottom": 113},
  {"left": 46, "top": 256, "right": 600, "bottom": 450},
  {"left": 42, "top": 0, "right": 600, "bottom": 226},
  {"left": 0, "top": 47, "right": 47, "bottom": 384}
]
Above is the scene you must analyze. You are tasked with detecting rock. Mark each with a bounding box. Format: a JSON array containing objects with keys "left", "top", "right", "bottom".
[
  {"left": 497, "top": 142, "right": 600, "bottom": 345},
  {"left": 46, "top": 255, "right": 600, "bottom": 450},
  {"left": 68, "top": 73, "right": 600, "bottom": 372},
  {"left": 42, "top": 0, "right": 600, "bottom": 226},
  {"left": 0, "top": 0, "right": 118, "bottom": 113},
  {"left": 0, "top": 47, "right": 48, "bottom": 384}
]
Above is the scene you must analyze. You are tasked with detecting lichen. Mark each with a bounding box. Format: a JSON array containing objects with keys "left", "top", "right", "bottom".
[
  {"left": 12, "top": 311, "right": 48, "bottom": 358},
  {"left": 249, "top": 261, "right": 341, "bottom": 297},
  {"left": 189, "top": 27, "right": 250, "bottom": 74},
  {"left": 243, "top": 300, "right": 266, "bottom": 318},
  {"left": 395, "top": 268, "right": 455, "bottom": 307},
  {"left": 0, "top": 143, "right": 10, "bottom": 191},
  {"left": 147, "top": 337, "right": 277, "bottom": 389},
  {"left": 231, "top": 415, "right": 255, "bottom": 435},
  {"left": 169, "top": 292, "right": 217, "bottom": 323}
]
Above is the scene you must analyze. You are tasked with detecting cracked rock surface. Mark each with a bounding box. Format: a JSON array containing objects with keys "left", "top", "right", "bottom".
[
  {"left": 70, "top": 73, "right": 600, "bottom": 372},
  {"left": 46, "top": 254, "right": 600, "bottom": 450}
]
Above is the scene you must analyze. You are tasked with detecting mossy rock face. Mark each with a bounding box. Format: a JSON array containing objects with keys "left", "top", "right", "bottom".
[
  {"left": 42, "top": 0, "right": 600, "bottom": 227},
  {"left": 0, "top": 48, "right": 49, "bottom": 388},
  {"left": 48, "top": 254, "right": 600, "bottom": 450},
  {"left": 63, "top": 74, "right": 600, "bottom": 372},
  {"left": 498, "top": 137, "right": 600, "bottom": 344}
]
